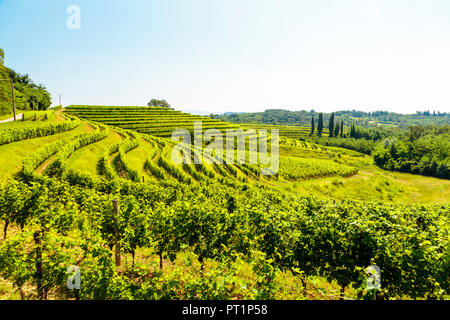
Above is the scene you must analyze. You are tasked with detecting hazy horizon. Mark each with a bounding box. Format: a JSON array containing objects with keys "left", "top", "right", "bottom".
[{"left": 57, "top": 105, "right": 447, "bottom": 116}]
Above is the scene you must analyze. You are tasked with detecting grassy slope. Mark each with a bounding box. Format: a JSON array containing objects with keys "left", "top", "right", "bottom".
[
  {"left": 66, "top": 130, "right": 122, "bottom": 176},
  {"left": 124, "top": 137, "right": 155, "bottom": 178},
  {"left": 274, "top": 138, "right": 450, "bottom": 203},
  {"left": 0, "top": 118, "right": 87, "bottom": 181},
  {"left": 275, "top": 166, "right": 450, "bottom": 204},
  {"left": 1, "top": 112, "right": 448, "bottom": 204}
]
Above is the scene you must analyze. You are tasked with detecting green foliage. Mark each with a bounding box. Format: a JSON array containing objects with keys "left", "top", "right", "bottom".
[
  {"left": 215, "top": 109, "right": 450, "bottom": 128},
  {"left": 144, "top": 158, "right": 166, "bottom": 180},
  {"left": 312, "top": 136, "right": 375, "bottom": 155},
  {"left": 114, "top": 138, "right": 140, "bottom": 182},
  {"left": 328, "top": 113, "right": 335, "bottom": 137},
  {"left": 333, "top": 122, "right": 340, "bottom": 137},
  {"left": 279, "top": 156, "right": 358, "bottom": 180},
  {"left": 0, "top": 176, "right": 447, "bottom": 300},
  {"left": 0, "top": 121, "right": 79, "bottom": 146},
  {"left": 98, "top": 153, "right": 117, "bottom": 180},
  {"left": 0, "top": 48, "right": 52, "bottom": 115},
  {"left": 0, "top": 102, "right": 448, "bottom": 301},
  {"left": 65, "top": 105, "right": 238, "bottom": 138},
  {"left": 157, "top": 156, "right": 191, "bottom": 184},
  {"left": 147, "top": 99, "right": 171, "bottom": 109},
  {"left": 317, "top": 113, "right": 323, "bottom": 137},
  {"left": 373, "top": 126, "right": 450, "bottom": 179}
]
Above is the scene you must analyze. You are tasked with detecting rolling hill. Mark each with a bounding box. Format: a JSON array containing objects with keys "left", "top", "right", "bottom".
[{"left": 0, "top": 106, "right": 448, "bottom": 300}]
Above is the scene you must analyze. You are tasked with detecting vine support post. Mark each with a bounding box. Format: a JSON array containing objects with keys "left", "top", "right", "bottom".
[
  {"left": 340, "top": 286, "right": 346, "bottom": 300},
  {"left": 112, "top": 199, "right": 121, "bottom": 267},
  {"left": 33, "top": 231, "right": 44, "bottom": 300}
]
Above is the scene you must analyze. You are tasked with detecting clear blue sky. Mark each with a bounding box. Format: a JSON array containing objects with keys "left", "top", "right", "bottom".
[{"left": 1, "top": 0, "right": 449, "bottom": 114}]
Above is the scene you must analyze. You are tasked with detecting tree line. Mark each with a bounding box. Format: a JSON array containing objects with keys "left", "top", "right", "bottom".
[
  {"left": 215, "top": 109, "right": 450, "bottom": 128},
  {"left": 0, "top": 47, "right": 52, "bottom": 115},
  {"left": 309, "top": 114, "right": 450, "bottom": 179},
  {"left": 373, "top": 125, "right": 449, "bottom": 179},
  {"left": 310, "top": 112, "right": 345, "bottom": 138}
]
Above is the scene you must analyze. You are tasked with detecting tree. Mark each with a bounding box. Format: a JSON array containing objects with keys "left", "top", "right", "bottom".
[
  {"left": 148, "top": 99, "right": 170, "bottom": 108},
  {"left": 317, "top": 113, "right": 323, "bottom": 137},
  {"left": 310, "top": 117, "right": 315, "bottom": 136},
  {"left": 389, "top": 143, "right": 398, "bottom": 160},
  {"left": 436, "top": 162, "right": 449, "bottom": 179},
  {"left": 0, "top": 48, "right": 4, "bottom": 65},
  {"left": 350, "top": 123, "right": 355, "bottom": 138},
  {"left": 35, "top": 90, "right": 51, "bottom": 110},
  {"left": 328, "top": 113, "right": 335, "bottom": 137},
  {"left": 334, "top": 122, "right": 340, "bottom": 137},
  {"left": 340, "top": 119, "right": 344, "bottom": 138}
]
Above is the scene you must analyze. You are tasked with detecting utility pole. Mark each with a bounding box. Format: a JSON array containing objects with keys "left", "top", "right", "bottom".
[
  {"left": 36, "top": 91, "right": 40, "bottom": 111},
  {"left": 112, "top": 199, "right": 121, "bottom": 267},
  {"left": 59, "top": 94, "right": 62, "bottom": 107},
  {"left": 11, "top": 80, "right": 16, "bottom": 121},
  {"left": 0, "top": 79, "right": 16, "bottom": 121},
  {"left": 25, "top": 85, "right": 28, "bottom": 110}
]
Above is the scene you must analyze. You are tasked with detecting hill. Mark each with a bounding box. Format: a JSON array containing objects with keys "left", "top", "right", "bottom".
[
  {"left": 0, "top": 47, "right": 51, "bottom": 116},
  {"left": 214, "top": 109, "right": 450, "bottom": 128},
  {"left": 215, "top": 108, "right": 450, "bottom": 180},
  {"left": 0, "top": 106, "right": 448, "bottom": 300},
  {"left": 64, "top": 105, "right": 239, "bottom": 138}
]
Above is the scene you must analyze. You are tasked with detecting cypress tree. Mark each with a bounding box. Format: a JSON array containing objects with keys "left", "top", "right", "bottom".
[
  {"left": 334, "top": 122, "right": 340, "bottom": 137},
  {"left": 310, "top": 116, "right": 315, "bottom": 136},
  {"left": 340, "top": 119, "right": 344, "bottom": 137},
  {"left": 317, "top": 113, "right": 323, "bottom": 137},
  {"left": 389, "top": 143, "right": 398, "bottom": 159},
  {"left": 328, "top": 113, "right": 335, "bottom": 137}
]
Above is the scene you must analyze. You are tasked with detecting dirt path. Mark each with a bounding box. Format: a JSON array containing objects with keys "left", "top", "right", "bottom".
[
  {"left": 55, "top": 110, "right": 65, "bottom": 122},
  {"left": 0, "top": 113, "right": 23, "bottom": 123},
  {"left": 84, "top": 122, "right": 94, "bottom": 132},
  {"left": 115, "top": 156, "right": 127, "bottom": 179},
  {"left": 108, "top": 152, "right": 117, "bottom": 166},
  {"left": 109, "top": 130, "right": 123, "bottom": 141},
  {"left": 36, "top": 156, "right": 55, "bottom": 174}
]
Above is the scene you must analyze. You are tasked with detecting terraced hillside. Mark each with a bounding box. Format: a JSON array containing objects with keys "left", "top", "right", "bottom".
[
  {"left": 65, "top": 105, "right": 239, "bottom": 138},
  {"left": 0, "top": 107, "right": 444, "bottom": 203},
  {"left": 61, "top": 105, "right": 357, "bottom": 184},
  {"left": 242, "top": 123, "right": 329, "bottom": 140},
  {"left": 1, "top": 108, "right": 449, "bottom": 301}
]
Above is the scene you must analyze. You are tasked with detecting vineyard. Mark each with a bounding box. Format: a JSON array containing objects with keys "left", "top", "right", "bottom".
[
  {"left": 242, "top": 123, "right": 329, "bottom": 140},
  {"left": 279, "top": 157, "right": 358, "bottom": 180},
  {"left": 64, "top": 105, "right": 240, "bottom": 138},
  {"left": 0, "top": 107, "right": 448, "bottom": 300}
]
